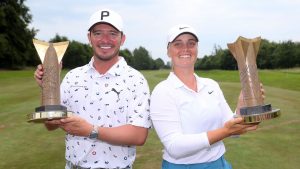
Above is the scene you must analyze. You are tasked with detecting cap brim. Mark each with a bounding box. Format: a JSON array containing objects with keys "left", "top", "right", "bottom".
[
  {"left": 88, "top": 22, "right": 121, "bottom": 32},
  {"left": 170, "top": 32, "right": 199, "bottom": 43}
]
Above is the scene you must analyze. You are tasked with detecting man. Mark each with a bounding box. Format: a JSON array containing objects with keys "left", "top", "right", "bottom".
[{"left": 34, "top": 9, "right": 151, "bottom": 169}]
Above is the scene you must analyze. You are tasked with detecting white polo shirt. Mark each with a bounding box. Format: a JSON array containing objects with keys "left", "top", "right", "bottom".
[
  {"left": 150, "top": 72, "right": 233, "bottom": 164},
  {"left": 60, "top": 57, "right": 151, "bottom": 168}
]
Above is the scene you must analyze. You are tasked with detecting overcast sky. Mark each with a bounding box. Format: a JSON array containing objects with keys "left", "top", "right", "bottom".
[{"left": 26, "top": 0, "right": 300, "bottom": 63}]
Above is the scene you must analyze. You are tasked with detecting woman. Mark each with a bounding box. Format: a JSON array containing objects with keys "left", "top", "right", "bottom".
[{"left": 150, "top": 24, "right": 259, "bottom": 169}]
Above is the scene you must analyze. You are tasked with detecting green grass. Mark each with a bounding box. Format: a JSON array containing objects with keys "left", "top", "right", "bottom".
[{"left": 0, "top": 69, "right": 299, "bottom": 169}]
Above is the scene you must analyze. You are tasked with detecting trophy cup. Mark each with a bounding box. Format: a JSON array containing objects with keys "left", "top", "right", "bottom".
[
  {"left": 227, "top": 36, "right": 280, "bottom": 124},
  {"left": 28, "top": 39, "right": 72, "bottom": 123}
]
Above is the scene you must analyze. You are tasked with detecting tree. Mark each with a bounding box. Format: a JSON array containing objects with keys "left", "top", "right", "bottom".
[
  {"left": 49, "top": 34, "right": 68, "bottom": 42},
  {"left": 165, "top": 61, "right": 171, "bottom": 69},
  {"left": 196, "top": 39, "right": 300, "bottom": 70},
  {"left": 220, "top": 50, "right": 237, "bottom": 70},
  {"left": 62, "top": 41, "right": 91, "bottom": 69},
  {"left": 211, "top": 45, "right": 237, "bottom": 70},
  {"left": 295, "top": 42, "right": 300, "bottom": 67},
  {"left": 132, "top": 46, "right": 153, "bottom": 70},
  {"left": 50, "top": 34, "right": 92, "bottom": 69},
  {"left": 271, "top": 41, "right": 297, "bottom": 68},
  {"left": 120, "top": 48, "right": 134, "bottom": 67},
  {"left": 196, "top": 55, "right": 217, "bottom": 70},
  {"left": 0, "top": 0, "right": 38, "bottom": 69},
  {"left": 257, "top": 39, "right": 277, "bottom": 69},
  {"left": 154, "top": 58, "right": 165, "bottom": 69}
]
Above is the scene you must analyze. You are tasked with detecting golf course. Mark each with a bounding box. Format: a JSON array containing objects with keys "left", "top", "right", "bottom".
[{"left": 0, "top": 69, "right": 299, "bottom": 169}]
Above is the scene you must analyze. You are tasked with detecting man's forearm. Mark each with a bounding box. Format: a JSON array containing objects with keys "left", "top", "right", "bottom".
[{"left": 98, "top": 124, "right": 148, "bottom": 146}]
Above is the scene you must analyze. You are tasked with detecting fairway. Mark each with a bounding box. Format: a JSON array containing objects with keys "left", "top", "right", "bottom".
[{"left": 0, "top": 69, "right": 299, "bottom": 169}]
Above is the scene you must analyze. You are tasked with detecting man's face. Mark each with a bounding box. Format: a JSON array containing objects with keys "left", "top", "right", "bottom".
[{"left": 88, "top": 23, "right": 125, "bottom": 62}]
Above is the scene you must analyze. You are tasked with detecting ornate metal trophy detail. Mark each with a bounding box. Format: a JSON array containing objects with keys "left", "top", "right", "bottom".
[
  {"left": 227, "top": 36, "right": 280, "bottom": 123},
  {"left": 28, "top": 39, "right": 72, "bottom": 123}
]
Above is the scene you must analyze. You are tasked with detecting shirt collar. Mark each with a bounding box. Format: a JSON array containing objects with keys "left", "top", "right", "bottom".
[
  {"left": 86, "top": 56, "right": 127, "bottom": 77},
  {"left": 167, "top": 72, "right": 185, "bottom": 88},
  {"left": 167, "top": 72, "right": 207, "bottom": 92}
]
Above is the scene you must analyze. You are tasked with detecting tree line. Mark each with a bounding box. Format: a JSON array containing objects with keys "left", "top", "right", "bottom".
[
  {"left": 195, "top": 40, "right": 300, "bottom": 70},
  {"left": 1, "top": 0, "right": 299, "bottom": 70},
  {"left": 49, "top": 34, "right": 167, "bottom": 70}
]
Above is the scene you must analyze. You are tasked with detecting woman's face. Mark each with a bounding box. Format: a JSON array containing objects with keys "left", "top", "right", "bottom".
[{"left": 167, "top": 33, "right": 198, "bottom": 69}]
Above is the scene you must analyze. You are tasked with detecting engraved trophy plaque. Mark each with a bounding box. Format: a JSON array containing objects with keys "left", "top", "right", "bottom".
[
  {"left": 228, "top": 36, "right": 280, "bottom": 124},
  {"left": 28, "top": 39, "right": 72, "bottom": 123}
]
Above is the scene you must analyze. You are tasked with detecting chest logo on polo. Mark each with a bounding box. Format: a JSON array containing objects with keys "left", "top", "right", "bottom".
[{"left": 105, "top": 88, "right": 123, "bottom": 102}]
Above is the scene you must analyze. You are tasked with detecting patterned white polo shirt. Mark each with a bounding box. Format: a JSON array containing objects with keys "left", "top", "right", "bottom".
[{"left": 60, "top": 57, "right": 151, "bottom": 168}]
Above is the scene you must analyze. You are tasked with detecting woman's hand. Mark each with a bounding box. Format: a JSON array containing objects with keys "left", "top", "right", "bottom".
[{"left": 223, "top": 117, "right": 258, "bottom": 136}]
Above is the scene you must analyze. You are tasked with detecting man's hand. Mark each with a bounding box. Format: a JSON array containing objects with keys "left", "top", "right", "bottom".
[
  {"left": 34, "top": 64, "right": 43, "bottom": 87},
  {"left": 33, "top": 63, "right": 62, "bottom": 87},
  {"left": 59, "top": 115, "right": 93, "bottom": 137},
  {"left": 44, "top": 119, "right": 63, "bottom": 131}
]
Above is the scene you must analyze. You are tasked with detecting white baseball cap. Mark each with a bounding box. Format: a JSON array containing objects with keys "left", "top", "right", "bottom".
[
  {"left": 88, "top": 9, "right": 123, "bottom": 32},
  {"left": 167, "top": 24, "right": 198, "bottom": 43}
]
